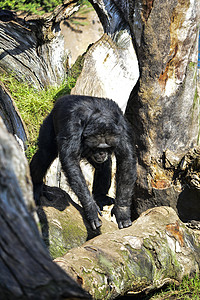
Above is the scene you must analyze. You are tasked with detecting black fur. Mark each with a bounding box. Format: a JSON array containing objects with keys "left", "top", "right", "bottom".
[{"left": 30, "top": 95, "right": 136, "bottom": 230}]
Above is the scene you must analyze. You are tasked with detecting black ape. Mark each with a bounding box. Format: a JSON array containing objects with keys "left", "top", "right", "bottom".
[{"left": 30, "top": 95, "right": 136, "bottom": 230}]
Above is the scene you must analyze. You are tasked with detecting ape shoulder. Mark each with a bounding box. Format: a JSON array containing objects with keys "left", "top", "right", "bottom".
[{"left": 53, "top": 95, "right": 125, "bottom": 134}]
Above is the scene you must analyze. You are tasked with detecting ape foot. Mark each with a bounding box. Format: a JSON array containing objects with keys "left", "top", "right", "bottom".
[
  {"left": 93, "top": 194, "right": 115, "bottom": 210},
  {"left": 111, "top": 205, "right": 132, "bottom": 229},
  {"left": 42, "top": 185, "right": 53, "bottom": 201}
]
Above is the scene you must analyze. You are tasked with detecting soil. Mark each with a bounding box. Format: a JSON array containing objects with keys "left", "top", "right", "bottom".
[{"left": 61, "top": 6, "right": 103, "bottom": 65}]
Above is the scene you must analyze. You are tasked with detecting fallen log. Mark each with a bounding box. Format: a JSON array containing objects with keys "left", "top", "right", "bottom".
[{"left": 55, "top": 206, "right": 200, "bottom": 299}]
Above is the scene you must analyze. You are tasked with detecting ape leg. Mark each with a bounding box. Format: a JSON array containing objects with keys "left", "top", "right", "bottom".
[
  {"left": 92, "top": 156, "right": 114, "bottom": 210},
  {"left": 30, "top": 113, "right": 58, "bottom": 204}
]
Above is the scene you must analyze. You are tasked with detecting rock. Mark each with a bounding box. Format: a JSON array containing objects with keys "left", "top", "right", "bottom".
[{"left": 61, "top": 6, "right": 103, "bottom": 64}]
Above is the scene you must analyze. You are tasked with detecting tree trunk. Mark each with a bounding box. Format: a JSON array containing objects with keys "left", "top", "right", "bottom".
[
  {"left": 55, "top": 206, "right": 200, "bottom": 299},
  {"left": 0, "top": 118, "right": 90, "bottom": 299},
  {"left": 87, "top": 0, "right": 200, "bottom": 221},
  {"left": 0, "top": 0, "right": 80, "bottom": 88},
  {"left": 124, "top": 0, "right": 200, "bottom": 220}
]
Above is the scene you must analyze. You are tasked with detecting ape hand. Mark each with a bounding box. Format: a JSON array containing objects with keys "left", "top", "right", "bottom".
[
  {"left": 85, "top": 201, "right": 102, "bottom": 230},
  {"left": 111, "top": 205, "right": 132, "bottom": 229}
]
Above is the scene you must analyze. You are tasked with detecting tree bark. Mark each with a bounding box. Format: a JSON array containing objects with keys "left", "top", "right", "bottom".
[
  {"left": 72, "top": 0, "right": 139, "bottom": 112},
  {"left": 55, "top": 206, "right": 200, "bottom": 299},
  {"left": 0, "top": 0, "right": 80, "bottom": 88},
  {"left": 124, "top": 0, "right": 200, "bottom": 220},
  {"left": 0, "top": 118, "right": 90, "bottom": 299},
  {"left": 0, "top": 81, "right": 27, "bottom": 148}
]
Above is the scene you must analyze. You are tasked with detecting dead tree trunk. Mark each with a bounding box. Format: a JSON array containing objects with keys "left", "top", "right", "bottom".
[
  {"left": 0, "top": 82, "right": 27, "bottom": 148},
  {"left": 124, "top": 0, "right": 200, "bottom": 221},
  {"left": 0, "top": 118, "right": 90, "bottom": 299},
  {"left": 0, "top": 0, "right": 80, "bottom": 88}
]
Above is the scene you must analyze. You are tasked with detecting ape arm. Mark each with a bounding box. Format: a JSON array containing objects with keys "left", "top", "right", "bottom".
[
  {"left": 113, "top": 134, "right": 137, "bottom": 229},
  {"left": 57, "top": 136, "right": 102, "bottom": 230}
]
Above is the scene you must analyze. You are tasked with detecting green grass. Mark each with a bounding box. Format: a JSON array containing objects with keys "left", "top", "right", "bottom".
[
  {"left": 0, "top": 40, "right": 83, "bottom": 160},
  {"left": 146, "top": 274, "right": 200, "bottom": 299},
  {"left": 122, "top": 275, "right": 200, "bottom": 299},
  {"left": 0, "top": 74, "right": 77, "bottom": 160},
  {"left": 0, "top": 0, "right": 91, "bottom": 14}
]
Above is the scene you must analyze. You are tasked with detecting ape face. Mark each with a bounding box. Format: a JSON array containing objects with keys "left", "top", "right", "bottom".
[
  {"left": 91, "top": 147, "right": 110, "bottom": 164},
  {"left": 83, "top": 133, "right": 119, "bottom": 164}
]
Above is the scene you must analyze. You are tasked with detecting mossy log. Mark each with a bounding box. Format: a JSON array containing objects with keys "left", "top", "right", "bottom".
[
  {"left": 0, "top": 117, "right": 90, "bottom": 299},
  {"left": 55, "top": 206, "right": 200, "bottom": 299},
  {"left": 37, "top": 188, "right": 118, "bottom": 259}
]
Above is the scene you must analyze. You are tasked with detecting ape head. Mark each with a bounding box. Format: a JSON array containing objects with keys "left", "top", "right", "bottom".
[
  {"left": 82, "top": 115, "right": 122, "bottom": 164},
  {"left": 83, "top": 133, "right": 119, "bottom": 164}
]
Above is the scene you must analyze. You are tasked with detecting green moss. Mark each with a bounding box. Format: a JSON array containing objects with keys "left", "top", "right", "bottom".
[
  {"left": 194, "top": 87, "right": 198, "bottom": 106},
  {"left": 48, "top": 217, "right": 87, "bottom": 259},
  {"left": 70, "top": 54, "right": 85, "bottom": 81},
  {"left": 98, "top": 254, "right": 114, "bottom": 272},
  {"left": 93, "top": 283, "right": 109, "bottom": 299},
  {"left": 49, "top": 238, "right": 67, "bottom": 259},
  {"left": 143, "top": 237, "right": 182, "bottom": 282},
  {"left": 123, "top": 244, "right": 154, "bottom": 281},
  {"left": 92, "top": 253, "right": 126, "bottom": 298},
  {"left": 189, "top": 62, "right": 197, "bottom": 69}
]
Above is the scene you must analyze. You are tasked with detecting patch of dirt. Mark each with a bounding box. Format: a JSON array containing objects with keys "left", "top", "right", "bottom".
[{"left": 61, "top": 6, "right": 103, "bottom": 65}]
